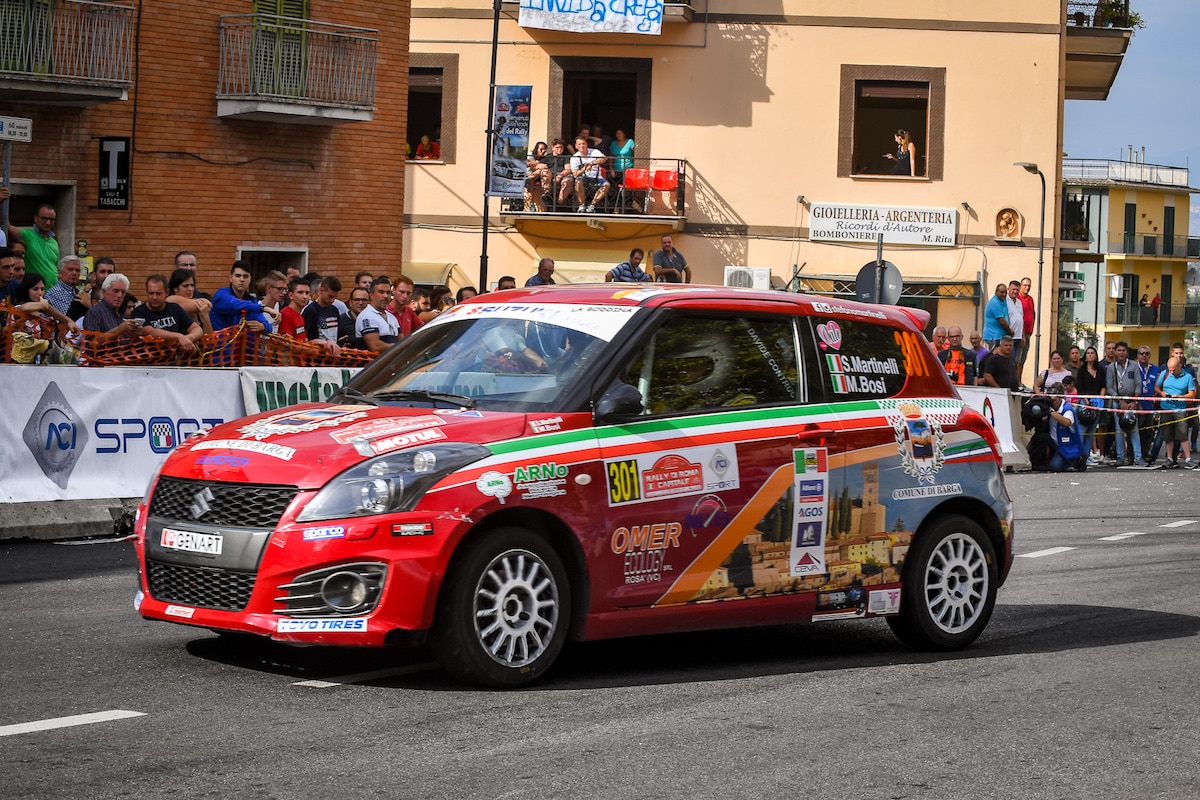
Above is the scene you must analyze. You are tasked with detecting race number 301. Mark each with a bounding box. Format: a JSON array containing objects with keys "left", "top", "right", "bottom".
[{"left": 606, "top": 459, "right": 641, "bottom": 505}]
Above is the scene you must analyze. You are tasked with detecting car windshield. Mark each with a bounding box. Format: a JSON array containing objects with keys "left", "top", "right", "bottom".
[{"left": 349, "top": 302, "right": 641, "bottom": 411}]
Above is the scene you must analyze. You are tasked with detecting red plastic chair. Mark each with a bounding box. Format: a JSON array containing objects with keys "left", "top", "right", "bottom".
[
  {"left": 616, "top": 168, "right": 650, "bottom": 213},
  {"left": 651, "top": 169, "right": 678, "bottom": 191},
  {"left": 650, "top": 169, "right": 678, "bottom": 214}
]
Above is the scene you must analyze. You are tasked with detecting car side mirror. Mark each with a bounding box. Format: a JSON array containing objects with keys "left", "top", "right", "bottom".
[{"left": 594, "top": 382, "right": 644, "bottom": 423}]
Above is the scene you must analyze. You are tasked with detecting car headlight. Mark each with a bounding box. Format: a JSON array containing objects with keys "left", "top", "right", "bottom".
[{"left": 296, "top": 443, "right": 491, "bottom": 522}]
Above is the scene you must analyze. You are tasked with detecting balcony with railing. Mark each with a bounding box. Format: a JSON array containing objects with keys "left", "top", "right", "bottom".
[
  {"left": 499, "top": 156, "right": 688, "bottom": 233},
  {"left": 1108, "top": 301, "right": 1200, "bottom": 328},
  {"left": 1105, "top": 233, "right": 1200, "bottom": 258},
  {"left": 217, "top": 14, "right": 377, "bottom": 125},
  {"left": 0, "top": 0, "right": 133, "bottom": 105},
  {"left": 1063, "top": 157, "right": 1189, "bottom": 190},
  {"left": 1064, "top": 2, "right": 1134, "bottom": 101}
]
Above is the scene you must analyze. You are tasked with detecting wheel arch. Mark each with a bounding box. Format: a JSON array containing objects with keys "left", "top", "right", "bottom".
[
  {"left": 437, "top": 507, "right": 591, "bottom": 639},
  {"left": 912, "top": 497, "right": 1007, "bottom": 583}
]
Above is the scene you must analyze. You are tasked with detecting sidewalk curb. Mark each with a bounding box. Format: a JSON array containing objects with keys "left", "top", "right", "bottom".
[{"left": 0, "top": 498, "right": 138, "bottom": 542}]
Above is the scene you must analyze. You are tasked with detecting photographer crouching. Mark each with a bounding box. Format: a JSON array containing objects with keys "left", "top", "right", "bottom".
[{"left": 1045, "top": 382, "right": 1087, "bottom": 472}]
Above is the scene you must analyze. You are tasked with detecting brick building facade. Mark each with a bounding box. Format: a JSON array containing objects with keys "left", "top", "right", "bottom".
[{"left": 2, "top": 0, "right": 410, "bottom": 291}]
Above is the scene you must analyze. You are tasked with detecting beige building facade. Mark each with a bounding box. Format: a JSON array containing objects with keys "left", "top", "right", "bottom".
[{"left": 404, "top": 1, "right": 1132, "bottom": 380}]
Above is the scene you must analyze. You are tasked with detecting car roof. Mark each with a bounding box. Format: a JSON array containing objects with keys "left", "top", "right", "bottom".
[{"left": 468, "top": 284, "right": 929, "bottom": 331}]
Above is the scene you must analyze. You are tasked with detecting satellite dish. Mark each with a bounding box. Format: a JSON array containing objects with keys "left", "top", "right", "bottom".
[
  {"left": 1185, "top": 267, "right": 1200, "bottom": 287},
  {"left": 856, "top": 261, "right": 902, "bottom": 305}
]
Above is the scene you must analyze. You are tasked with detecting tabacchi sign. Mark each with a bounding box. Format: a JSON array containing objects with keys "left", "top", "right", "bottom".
[{"left": 809, "top": 202, "right": 958, "bottom": 247}]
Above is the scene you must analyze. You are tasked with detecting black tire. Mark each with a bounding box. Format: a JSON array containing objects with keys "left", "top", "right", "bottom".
[
  {"left": 432, "top": 527, "right": 570, "bottom": 688},
  {"left": 887, "top": 515, "right": 998, "bottom": 650}
]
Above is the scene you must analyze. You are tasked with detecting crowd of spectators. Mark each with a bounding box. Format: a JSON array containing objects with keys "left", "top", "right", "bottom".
[{"left": 522, "top": 124, "right": 658, "bottom": 214}]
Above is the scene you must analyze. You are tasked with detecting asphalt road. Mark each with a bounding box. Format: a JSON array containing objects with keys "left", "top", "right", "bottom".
[{"left": 2, "top": 468, "right": 1199, "bottom": 800}]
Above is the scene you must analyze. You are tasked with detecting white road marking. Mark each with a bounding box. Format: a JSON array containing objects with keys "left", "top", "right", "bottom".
[
  {"left": 293, "top": 662, "right": 437, "bottom": 688},
  {"left": 1017, "top": 547, "right": 1077, "bottom": 558},
  {"left": 54, "top": 536, "right": 134, "bottom": 546},
  {"left": 1159, "top": 520, "right": 1195, "bottom": 528},
  {"left": 1100, "top": 531, "right": 1149, "bottom": 542},
  {"left": 0, "top": 710, "right": 146, "bottom": 738}
]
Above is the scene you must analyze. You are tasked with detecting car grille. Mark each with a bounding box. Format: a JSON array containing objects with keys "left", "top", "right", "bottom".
[
  {"left": 146, "top": 559, "right": 256, "bottom": 611},
  {"left": 149, "top": 477, "right": 298, "bottom": 528}
]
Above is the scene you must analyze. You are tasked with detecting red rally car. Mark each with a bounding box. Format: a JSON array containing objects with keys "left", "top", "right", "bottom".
[{"left": 134, "top": 285, "right": 1014, "bottom": 687}]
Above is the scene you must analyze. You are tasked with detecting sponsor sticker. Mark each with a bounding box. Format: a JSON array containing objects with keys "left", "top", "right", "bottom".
[
  {"left": 192, "top": 439, "right": 296, "bottom": 461},
  {"left": 330, "top": 415, "right": 444, "bottom": 444},
  {"left": 605, "top": 445, "right": 739, "bottom": 506},
  {"left": 477, "top": 471, "right": 513, "bottom": 504},
  {"left": 392, "top": 522, "right": 434, "bottom": 537},
  {"left": 357, "top": 426, "right": 447, "bottom": 456},
  {"left": 610, "top": 522, "right": 681, "bottom": 585},
  {"left": 528, "top": 416, "right": 564, "bottom": 434},
  {"left": 816, "top": 320, "right": 842, "bottom": 350},
  {"left": 790, "top": 448, "right": 828, "bottom": 577},
  {"left": 238, "top": 405, "right": 370, "bottom": 441},
  {"left": 196, "top": 454, "right": 250, "bottom": 469},
  {"left": 514, "top": 461, "right": 569, "bottom": 500},
  {"left": 868, "top": 588, "right": 902, "bottom": 615},
  {"left": 160, "top": 527, "right": 223, "bottom": 555},
  {"left": 164, "top": 605, "right": 195, "bottom": 619},
  {"left": 302, "top": 525, "right": 346, "bottom": 541},
  {"left": 276, "top": 618, "right": 368, "bottom": 633},
  {"left": 684, "top": 494, "right": 731, "bottom": 538},
  {"left": 815, "top": 587, "right": 865, "bottom": 612}
]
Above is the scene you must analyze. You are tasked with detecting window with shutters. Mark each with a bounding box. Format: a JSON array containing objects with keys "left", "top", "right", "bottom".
[
  {"left": 409, "top": 54, "right": 458, "bottom": 164},
  {"left": 838, "top": 65, "right": 945, "bottom": 180},
  {"left": 251, "top": 0, "right": 308, "bottom": 98}
]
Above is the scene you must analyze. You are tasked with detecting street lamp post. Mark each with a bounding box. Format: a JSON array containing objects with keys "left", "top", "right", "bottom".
[
  {"left": 1014, "top": 161, "right": 1046, "bottom": 379},
  {"left": 479, "top": 0, "right": 503, "bottom": 293}
]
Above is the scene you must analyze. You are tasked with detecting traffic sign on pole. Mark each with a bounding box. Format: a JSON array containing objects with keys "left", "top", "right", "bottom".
[{"left": 0, "top": 116, "right": 33, "bottom": 142}]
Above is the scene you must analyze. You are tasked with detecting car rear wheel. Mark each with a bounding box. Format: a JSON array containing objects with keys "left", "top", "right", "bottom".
[
  {"left": 432, "top": 527, "right": 570, "bottom": 688},
  {"left": 887, "top": 515, "right": 997, "bottom": 650}
]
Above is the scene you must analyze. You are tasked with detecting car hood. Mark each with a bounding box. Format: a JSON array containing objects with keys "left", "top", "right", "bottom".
[{"left": 165, "top": 403, "right": 538, "bottom": 489}]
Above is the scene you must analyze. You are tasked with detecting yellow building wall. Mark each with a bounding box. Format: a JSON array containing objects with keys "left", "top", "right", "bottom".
[{"left": 406, "top": 1, "right": 1065, "bottom": 373}]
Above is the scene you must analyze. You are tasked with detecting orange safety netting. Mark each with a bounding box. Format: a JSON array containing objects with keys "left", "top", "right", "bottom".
[{"left": 2, "top": 304, "right": 378, "bottom": 368}]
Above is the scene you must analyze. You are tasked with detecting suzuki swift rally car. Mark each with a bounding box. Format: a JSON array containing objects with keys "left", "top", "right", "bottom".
[{"left": 134, "top": 285, "right": 1014, "bottom": 687}]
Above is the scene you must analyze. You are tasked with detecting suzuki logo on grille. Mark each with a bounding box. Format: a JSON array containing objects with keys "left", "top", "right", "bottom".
[{"left": 190, "top": 487, "right": 215, "bottom": 520}]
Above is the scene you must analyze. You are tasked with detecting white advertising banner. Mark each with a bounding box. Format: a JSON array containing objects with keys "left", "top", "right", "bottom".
[
  {"left": 239, "top": 366, "right": 362, "bottom": 415},
  {"left": 1, "top": 367, "right": 245, "bottom": 503},
  {"left": 518, "top": 0, "right": 664, "bottom": 35},
  {"left": 809, "top": 202, "right": 958, "bottom": 247},
  {"left": 958, "top": 385, "right": 1030, "bottom": 469}
]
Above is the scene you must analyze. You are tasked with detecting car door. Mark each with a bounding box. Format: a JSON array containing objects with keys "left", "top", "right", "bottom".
[
  {"left": 810, "top": 313, "right": 934, "bottom": 602},
  {"left": 592, "top": 307, "right": 848, "bottom": 610}
]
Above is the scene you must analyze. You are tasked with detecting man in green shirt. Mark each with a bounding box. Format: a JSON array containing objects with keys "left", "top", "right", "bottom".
[{"left": 7, "top": 203, "right": 60, "bottom": 287}]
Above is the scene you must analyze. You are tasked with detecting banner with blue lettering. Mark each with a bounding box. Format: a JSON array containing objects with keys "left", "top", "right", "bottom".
[
  {"left": 519, "top": 0, "right": 664, "bottom": 35},
  {"left": 1, "top": 366, "right": 244, "bottom": 502},
  {"left": 489, "top": 85, "right": 533, "bottom": 198}
]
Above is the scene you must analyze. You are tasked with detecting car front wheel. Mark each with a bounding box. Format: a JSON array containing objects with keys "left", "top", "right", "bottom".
[
  {"left": 432, "top": 527, "right": 570, "bottom": 688},
  {"left": 887, "top": 515, "right": 997, "bottom": 650}
]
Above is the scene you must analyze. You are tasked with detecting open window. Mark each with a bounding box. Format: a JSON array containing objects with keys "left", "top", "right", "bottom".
[
  {"left": 839, "top": 65, "right": 945, "bottom": 180},
  {"left": 408, "top": 54, "right": 458, "bottom": 163}
]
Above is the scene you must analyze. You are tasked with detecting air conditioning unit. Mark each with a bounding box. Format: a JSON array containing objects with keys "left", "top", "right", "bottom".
[{"left": 723, "top": 266, "right": 772, "bottom": 290}]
